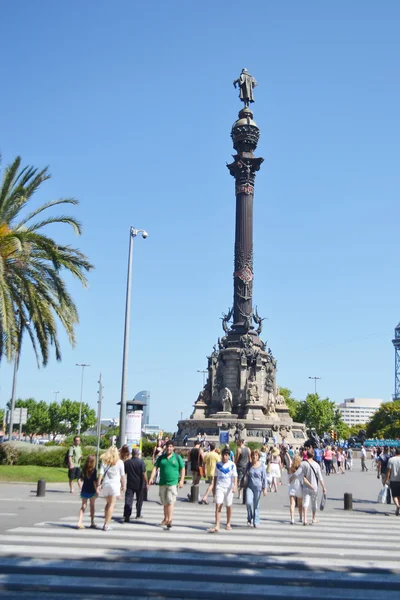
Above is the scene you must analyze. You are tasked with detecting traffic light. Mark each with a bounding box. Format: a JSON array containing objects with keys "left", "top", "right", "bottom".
[{"left": 330, "top": 429, "right": 334, "bottom": 439}]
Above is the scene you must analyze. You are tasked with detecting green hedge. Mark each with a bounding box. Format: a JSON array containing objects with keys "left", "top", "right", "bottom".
[{"left": 0, "top": 443, "right": 97, "bottom": 467}]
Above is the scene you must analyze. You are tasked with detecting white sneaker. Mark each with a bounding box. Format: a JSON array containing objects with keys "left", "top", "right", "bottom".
[{"left": 290, "top": 519, "right": 294, "bottom": 525}]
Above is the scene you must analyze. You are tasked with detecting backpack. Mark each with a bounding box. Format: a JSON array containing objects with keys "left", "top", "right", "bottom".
[{"left": 64, "top": 449, "right": 71, "bottom": 468}]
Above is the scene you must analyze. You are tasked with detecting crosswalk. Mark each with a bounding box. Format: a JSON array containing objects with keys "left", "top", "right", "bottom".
[{"left": 0, "top": 494, "right": 399, "bottom": 599}]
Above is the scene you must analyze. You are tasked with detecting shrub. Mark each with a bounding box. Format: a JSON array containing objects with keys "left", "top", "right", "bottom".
[
  {"left": 0, "top": 443, "right": 97, "bottom": 467},
  {"left": 141, "top": 440, "right": 155, "bottom": 458}
]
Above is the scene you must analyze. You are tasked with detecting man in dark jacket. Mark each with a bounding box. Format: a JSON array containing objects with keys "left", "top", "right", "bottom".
[{"left": 123, "top": 448, "right": 148, "bottom": 522}]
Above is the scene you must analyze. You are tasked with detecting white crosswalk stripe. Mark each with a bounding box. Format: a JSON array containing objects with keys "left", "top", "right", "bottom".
[{"left": 0, "top": 499, "right": 399, "bottom": 599}]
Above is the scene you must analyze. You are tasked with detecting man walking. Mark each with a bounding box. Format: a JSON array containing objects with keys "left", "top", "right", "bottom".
[
  {"left": 385, "top": 447, "right": 400, "bottom": 516},
  {"left": 123, "top": 448, "right": 148, "bottom": 522},
  {"left": 295, "top": 448, "right": 326, "bottom": 525},
  {"left": 345, "top": 447, "right": 353, "bottom": 470},
  {"left": 149, "top": 440, "right": 185, "bottom": 529},
  {"left": 235, "top": 439, "right": 250, "bottom": 499},
  {"left": 360, "top": 446, "right": 369, "bottom": 472},
  {"left": 188, "top": 440, "right": 204, "bottom": 486},
  {"left": 209, "top": 448, "right": 237, "bottom": 533},
  {"left": 377, "top": 445, "right": 391, "bottom": 504},
  {"left": 201, "top": 443, "right": 219, "bottom": 504},
  {"left": 68, "top": 436, "right": 82, "bottom": 494}
]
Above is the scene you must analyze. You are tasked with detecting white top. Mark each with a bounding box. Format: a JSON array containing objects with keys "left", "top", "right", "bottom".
[
  {"left": 215, "top": 460, "right": 237, "bottom": 489},
  {"left": 388, "top": 456, "right": 400, "bottom": 482},
  {"left": 100, "top": 459, "right": 125, "bottom": 496}
]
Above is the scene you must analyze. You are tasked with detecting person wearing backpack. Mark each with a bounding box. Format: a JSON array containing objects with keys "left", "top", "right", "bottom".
[{"left": 67, "top": 436, "right": 82, "bottom": 494}]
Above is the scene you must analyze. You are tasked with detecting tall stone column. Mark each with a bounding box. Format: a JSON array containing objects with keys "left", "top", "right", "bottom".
[{"left": 227, "top": 107, "right": 263, "bottom": 336}]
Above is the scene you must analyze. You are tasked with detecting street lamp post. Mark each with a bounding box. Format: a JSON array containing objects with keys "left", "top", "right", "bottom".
[
  {"left": 76, "top": 364, "right": 90, "bottom": 435},
  {"left": 119, "top": 226, "right": 148, "bottom": 446},
  {"left": 53, "top": 390, "right": 60, "bottom": 403},
  {"left": 308, "top": 376, "right": 321, "bottom": 395},
  {"left": 197, "top": 369, "right": 207, "bottom": 387}
]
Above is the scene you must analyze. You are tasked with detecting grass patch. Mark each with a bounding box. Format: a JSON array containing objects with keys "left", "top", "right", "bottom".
[{"left": 0, "top": 465, "right": 68, "bottom": 483}]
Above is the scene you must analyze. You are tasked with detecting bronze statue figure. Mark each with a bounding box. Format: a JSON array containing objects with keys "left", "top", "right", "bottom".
[{"left": 233, "top": 68, "right": 258, "bottom": 107}]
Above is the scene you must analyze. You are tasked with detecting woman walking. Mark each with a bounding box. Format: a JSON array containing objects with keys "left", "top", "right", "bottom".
[
  {"left": 245, "top": 449, "right": 267, "bottom": 528},
  {"left": 337, "top": 448, "right": 345, "bottom": 474},
  {"left": 288, "top": 455, "right": 303, "bottom": 524},
  {"left": 77, "top": 455, "right": 98, "bottom": 529},
  {"left": 260, "top": 445, "right": 267, "bottom": 467},
  {"left": 99, "top": 446, "right": 126, "bottom": 531},
  {"left": 120, "top": 444, "right": 131, "bottom": 463},
  {"left": 269, "top": 448, "right": 282, "bottom": 493},
  {"left": 324, "top": 446, "right": 332, "bottom": 476}
]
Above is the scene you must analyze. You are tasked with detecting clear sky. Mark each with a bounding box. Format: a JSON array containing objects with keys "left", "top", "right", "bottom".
[{"left": 0, "top": 1, "right": 399, "bottom": 431}]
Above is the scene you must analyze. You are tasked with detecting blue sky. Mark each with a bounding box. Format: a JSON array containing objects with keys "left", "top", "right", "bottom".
[{"left": 1, "top": 1, "right": 399, "bottom": 431}]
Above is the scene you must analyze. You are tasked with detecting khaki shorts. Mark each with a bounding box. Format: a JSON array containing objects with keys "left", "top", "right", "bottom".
[{"left": 159, "top": 485, "right": 178, "bottom": 505}]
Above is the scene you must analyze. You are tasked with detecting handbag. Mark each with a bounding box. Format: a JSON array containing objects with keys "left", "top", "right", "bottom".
[
  {"left": 377, "top": 485, "right": 388, "bottom": 504},
  {"left": 320, "top": 492, "right": 327, "bottom": 511},
  {"left": 239, "top": 463, "right": 250, "bottom": 489}
]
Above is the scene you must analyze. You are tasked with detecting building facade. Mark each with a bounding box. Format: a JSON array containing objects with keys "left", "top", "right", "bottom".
[
  {"left": 134, "top": 390, "right": 150, "bottom": 425},
  {"left": 338, "top": 398, "right": 384, "bottom": 426}
]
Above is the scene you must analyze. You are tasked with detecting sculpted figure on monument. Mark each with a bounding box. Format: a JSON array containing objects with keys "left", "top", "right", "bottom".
[
  {"left": 233, "top": 68, "right": 258, "bottom": 107},
  {"left": 275, "top": 387, "right": 286, "bottom": 406},
  {"left": 253, "top": 306, "right": 266, "bottom": 336},
  {"left": 265, "top": 391, "right": 276, "bottom": 415},
  {"left": 220, "top": 307, "right": 233, "bottom": 335},
  {"left": 247, "top": 380, "right": 259, "bottom": 404},
  {"left": 221, "top": 387, "right": 233, "bottom": 413},
  {"left": 194, "top": 390, "right": 204, "bottom": 404}
]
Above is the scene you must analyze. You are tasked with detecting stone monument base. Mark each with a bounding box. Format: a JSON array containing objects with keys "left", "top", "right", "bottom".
[{"left": 177, "top": 416, "right": 306, "bottom": 448}]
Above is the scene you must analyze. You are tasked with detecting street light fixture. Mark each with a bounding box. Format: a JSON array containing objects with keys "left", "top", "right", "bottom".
[
  {"left": 308, "top": 376, "right": 321, "bottom": 395},
  {"left": 52, "top": 390, "right": 60, "bottom": 403},
  {"left": 76, "top": 364, "right": 90, "bottom": 435},
  {"left": 197, "top": 369, "right": 207, "bottom": 387},
  {"left": 119, "top": 226, "right": 148, "bottom": 446}
]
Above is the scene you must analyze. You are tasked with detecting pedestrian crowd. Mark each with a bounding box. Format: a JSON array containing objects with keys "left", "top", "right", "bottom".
[{"left": 66, "top": 435, "right": 400, "bottom": 532}]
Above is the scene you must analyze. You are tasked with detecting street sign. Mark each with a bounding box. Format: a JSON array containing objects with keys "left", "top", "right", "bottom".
[
  {"left": 217, "top": 421, "right": 223, "bottom": 427},
  {"left": 7, "top": 408, "right": 28, "bottom": 425},
  {"left": 219, "top": 431, "right": 229, "bottom": 444}
]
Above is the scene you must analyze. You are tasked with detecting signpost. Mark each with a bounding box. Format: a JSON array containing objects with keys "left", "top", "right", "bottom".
[{"left": 7, "top": 408, "right": 28, "bottom": 440}]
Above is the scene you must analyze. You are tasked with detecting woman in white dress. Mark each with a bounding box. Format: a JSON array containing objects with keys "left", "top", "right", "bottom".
[
  {"left": 269, "top": 448, "right": 282, "bottom": 493},
  {"left": 288, "top": 454, "right": 303, "bottom": 524},
  {"left": 99, "top": 446, "right": 126, "bottom": 531}
]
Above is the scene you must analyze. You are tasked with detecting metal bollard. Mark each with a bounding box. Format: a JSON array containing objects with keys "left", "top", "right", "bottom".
[
  {"left": 36, "top": 479, "right": 46, "bottom": 497},
  {"left": 189, "top": 484, "right": 199, "bottom": 502},
  {"left": 344, "top": 492, "right": 352, "bottom": 510}
]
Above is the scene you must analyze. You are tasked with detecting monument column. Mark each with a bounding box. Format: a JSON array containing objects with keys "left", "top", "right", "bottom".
[{"left": 227, "top": 71, "right": 263, "bottom": 337}]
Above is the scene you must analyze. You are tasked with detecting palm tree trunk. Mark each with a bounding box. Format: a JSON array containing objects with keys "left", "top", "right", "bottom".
[{"left": 8, "top": 327, "right": 22, "bottom": 439}]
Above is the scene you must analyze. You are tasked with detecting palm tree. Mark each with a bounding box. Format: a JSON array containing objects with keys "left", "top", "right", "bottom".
[{"left": 0, "top": 155, "right": 94, "bottom": 434}]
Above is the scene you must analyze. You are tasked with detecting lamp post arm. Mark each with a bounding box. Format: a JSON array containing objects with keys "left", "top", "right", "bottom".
[{"left": 119, "top": 229, "right": 135, "bottom": 446}]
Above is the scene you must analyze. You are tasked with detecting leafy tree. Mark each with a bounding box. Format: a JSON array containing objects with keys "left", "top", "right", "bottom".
[
  {"left": 349, "top": 423, "right": 368, "bottom": 437},
  {"left": 14, "top": 397, "right": 50, "bottom": 440},
  {"left": 57, "top": 398, "right": 96, "bottom": 435},
  {"left": 366, "top": 401, "right": 400, "bottom": 439},
  {"left": 0, "top": 155, "right": 94, "bottom": 365},
  {"left": 333, "top": 409, "right": 350, "bottom": 440},
  {"left": 278, "top": 387, "right": 300, "bottom": 420},
  {"left": 296, "top": 393, "right": 338, "bottom": 436},
  {"left": 48, "top": 401, "right": 67, "bottom": 439}
]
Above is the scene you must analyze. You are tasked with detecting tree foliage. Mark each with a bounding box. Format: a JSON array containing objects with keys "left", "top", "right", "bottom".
[
  {"left": 366, "top": 401, "right": 400, "bottom": 439},
  {"left": 295, "top": 393, "right": 347, "bottom": 436},
  {"left": 9, "top": 397, "right": 96, "bottom": 438},
  {"left": 0, "top": 155, "right": 94, "bottom": 365}
]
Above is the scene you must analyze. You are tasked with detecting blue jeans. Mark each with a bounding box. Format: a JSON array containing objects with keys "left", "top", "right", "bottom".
[{"left": 246, "top": 487, "right": 262, "bottom": 526}]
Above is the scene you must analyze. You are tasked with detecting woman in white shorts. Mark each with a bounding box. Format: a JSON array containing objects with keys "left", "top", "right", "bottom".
[
  {"left": 99, "top": 446, "right": 126, "bottom": 531},
  {"left": 288, "top": 454, "right": 303, "bottom": 524}
]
